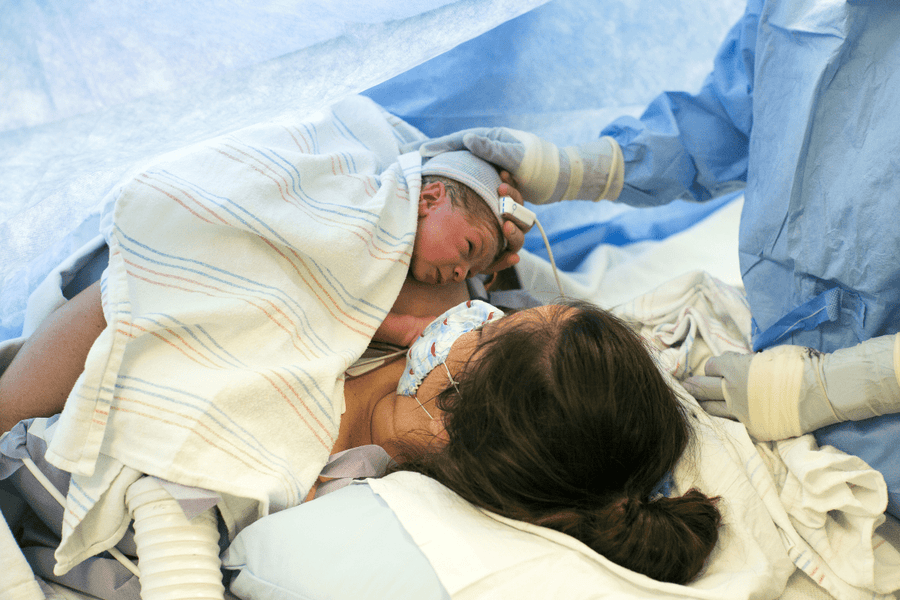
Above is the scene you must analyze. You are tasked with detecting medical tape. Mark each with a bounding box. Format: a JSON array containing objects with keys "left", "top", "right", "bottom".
[
  {"left": 514, "top": 130, "right": 560, "bottom": 204},
  {"left": 598, "top": 136, "right": 625, "bottom": 200},
  {"left": 747, "top": 346, "right": 805, "bottom": 440},
  {"left": 562, "top": 146, "right": 584, "bottom": 201}
]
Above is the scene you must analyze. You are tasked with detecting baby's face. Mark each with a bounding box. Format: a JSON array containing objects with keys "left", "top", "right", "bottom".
[{"left": 411, "top": 183, "right": 501, "bottom": 285}]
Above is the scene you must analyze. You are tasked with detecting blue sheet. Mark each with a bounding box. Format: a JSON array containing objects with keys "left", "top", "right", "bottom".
[
  {"left": 1, "top": 0, "right": 744, "bottom": 341},
  {"left": 364, "top": 0, "right": 744, "bottom": 269}
]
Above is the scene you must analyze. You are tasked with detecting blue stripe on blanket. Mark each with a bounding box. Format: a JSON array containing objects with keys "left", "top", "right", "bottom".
[
  {"left": 114, "top": 375, "right": 302, "bottom": 475},
  {"left": 113, "top": 227, "right": 344, "bottom": 356}
]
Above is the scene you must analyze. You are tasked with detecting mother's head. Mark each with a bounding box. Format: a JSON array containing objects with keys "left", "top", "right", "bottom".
[{"left": 393, "top": 300, "right": 721, "bottom": 584}]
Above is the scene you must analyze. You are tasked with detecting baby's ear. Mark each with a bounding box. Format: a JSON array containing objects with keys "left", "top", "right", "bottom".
[{"left": 419, "top": 180, "right": 446, "bottom": 216}]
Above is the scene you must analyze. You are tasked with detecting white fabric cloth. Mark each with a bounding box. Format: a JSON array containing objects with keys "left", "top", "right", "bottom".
[
  {"left": 514, "top": 194, "right": 745, "bottom": 309},
  {"left": 612, "top": 270, "right": 751, "bottom": 379},
  {"left": 615, "top": 271, "right": 900, "bottom": 600},
  {"left": 43, "top": 95, "right": 427, "bottom": 573},
  {"left": 758, "top": 438, "right": 900, "bottom": 595}
]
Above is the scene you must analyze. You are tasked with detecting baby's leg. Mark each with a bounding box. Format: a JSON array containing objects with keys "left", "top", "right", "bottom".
[{"left": 0, "top": 280, "right": 105, "bottom": 433}]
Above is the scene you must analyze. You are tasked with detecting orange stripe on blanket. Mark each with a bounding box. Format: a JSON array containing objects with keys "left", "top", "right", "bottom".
[
  {"left": 337, "top": 168, "right": 379, "bottom": 198},
  {"left": 139, "top": 173, "right": 230, "bottom": 225},
  {"left": 259, "top": 237, "right": 376, "bottom": 338},
  {"left": 283, "top": 209, "right": 412, "bottom": 263},
  {"left": 216, "top": 146, "right": 292, "bottom": 206},
  {"left": 122, "top": 260, "right": 318, "bottom": 361},
  {"left": 283, "top": 125, "right": 313, "bottom": 154},
  {"left": 329, "top": 153, "right": 379, "bottom": 196},
  {"left": 119, "top": 314, "right": 223, "bottom": 370},
  {"left": 284, "top": 125, "right": 378, "bottom": 194},
  {"left": 216, "top": 141, "right": 411, "bottom": 261},
  {"left": 125, "top": 308, "right": 340, "bottom": 446},
  {"left": 118, "top": 273, "right": 343, "bottom": 441},
  {"left": 134, "top": 177, "right": 221, "bottom": 226},
  {"left": 257, "top": 370, "right": 335, "bottom": 449},
  {"left": 109, "top": 404, "right": 301, "bottom": 471},
  {"left": 329, "top": 154, "right": 339, "bottom": 176},
  {"left": 114, "top": 393, "right": 300, "bottom": 483},
  {"left": 265, "top": 198, "right": 411, "bottom": 261},
  {"left": 131, "top": 321, "right": 226, "bottom": 370}
]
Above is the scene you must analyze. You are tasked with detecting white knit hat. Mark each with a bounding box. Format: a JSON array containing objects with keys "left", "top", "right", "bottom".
[{"left": 421, "top": 151, "right": 503, "bottom": 224}]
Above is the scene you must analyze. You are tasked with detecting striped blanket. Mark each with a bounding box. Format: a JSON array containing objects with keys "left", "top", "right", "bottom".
[{"left": 44, "top": 95, "right": 426, "bottom": 572}]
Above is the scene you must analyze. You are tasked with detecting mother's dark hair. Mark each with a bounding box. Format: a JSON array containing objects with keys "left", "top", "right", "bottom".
[{"left": 392, "top": 300, "right": 721, "bottom": 584}]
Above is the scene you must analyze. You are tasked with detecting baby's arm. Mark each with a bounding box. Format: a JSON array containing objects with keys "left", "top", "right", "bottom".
[
  {"left": 374, "top": 312, "right": 435, "bottom": 348},
  {"left": 373, "top": 278, "right": 470, "bottom": 347},
  {"left": 0, "top": 280, "right": 105, "bottom": 433}
]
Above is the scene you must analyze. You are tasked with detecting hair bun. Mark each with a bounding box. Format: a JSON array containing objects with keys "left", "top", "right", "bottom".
[{"left": 575, "top": 489, "right": 722, "bottom": 584}]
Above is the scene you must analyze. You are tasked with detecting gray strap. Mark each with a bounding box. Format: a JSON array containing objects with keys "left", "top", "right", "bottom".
[
  {"left": 314, "top": 445, "right": 392, "bottom": 498},
  {"left": 345, "top": 347, "right": 406, "bottom": 377}
]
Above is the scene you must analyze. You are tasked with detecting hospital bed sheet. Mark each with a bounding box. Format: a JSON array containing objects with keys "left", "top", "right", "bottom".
[
  {"left": 516, "top": 193, "right": 745, "bottom": 308},
  {"left": 0, "top": 508, "right": 44, "bottom": 600}
]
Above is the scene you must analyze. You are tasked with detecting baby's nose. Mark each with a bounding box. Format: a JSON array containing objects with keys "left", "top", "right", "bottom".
[{"left": 452, "top": 264, "right": 469, "bottom": 282}]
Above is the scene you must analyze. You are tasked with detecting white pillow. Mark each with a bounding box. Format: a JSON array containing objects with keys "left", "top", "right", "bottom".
[{"left": 222, "top": 482, "right": 449, "bottom": 600}]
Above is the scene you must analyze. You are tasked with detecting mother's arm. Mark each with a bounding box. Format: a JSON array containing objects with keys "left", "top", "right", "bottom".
[{"left": 0, "top": 280, "right": 105, "bottom": 433}]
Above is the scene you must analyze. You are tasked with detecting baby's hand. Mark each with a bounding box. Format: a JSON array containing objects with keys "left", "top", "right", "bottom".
[{"left": 373, "top": 312, "right": 433, "bottom": 347}]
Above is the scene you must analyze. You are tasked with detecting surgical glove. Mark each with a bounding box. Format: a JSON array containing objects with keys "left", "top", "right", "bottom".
[
  {"left": 683, "top": 335, "right": 900, "bottom": 441},
  {"left": 408, "top": 128, "right": 624, "bottom": 205},
  {"left": 682, "top": 352, "right": 752, "bottom": 422}
]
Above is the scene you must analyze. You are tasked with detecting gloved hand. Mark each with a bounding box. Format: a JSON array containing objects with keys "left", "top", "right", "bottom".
[
  {"left": 406, "top": 128, "right": 624, "bottom": 205},
  {"left": 682, "top": 335, "right": 900, "bottom": 441},
  {"left": 682, "top": 352, "right": 753, "bottom": 422}
]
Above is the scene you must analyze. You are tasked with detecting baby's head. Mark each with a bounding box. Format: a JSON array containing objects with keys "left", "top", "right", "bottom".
[{"left": 411, "top": 151, "right": 505, "bottom": 285}]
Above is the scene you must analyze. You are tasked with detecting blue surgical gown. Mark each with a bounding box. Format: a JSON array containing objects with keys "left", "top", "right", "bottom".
[{"left": 601, "top": 0, "right": 900, "bottom": 516}]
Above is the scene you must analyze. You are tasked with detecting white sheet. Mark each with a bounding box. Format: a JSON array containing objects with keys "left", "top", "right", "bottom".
[{"left": 516, "top": 194, "right": 745, "bottom": 309}]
